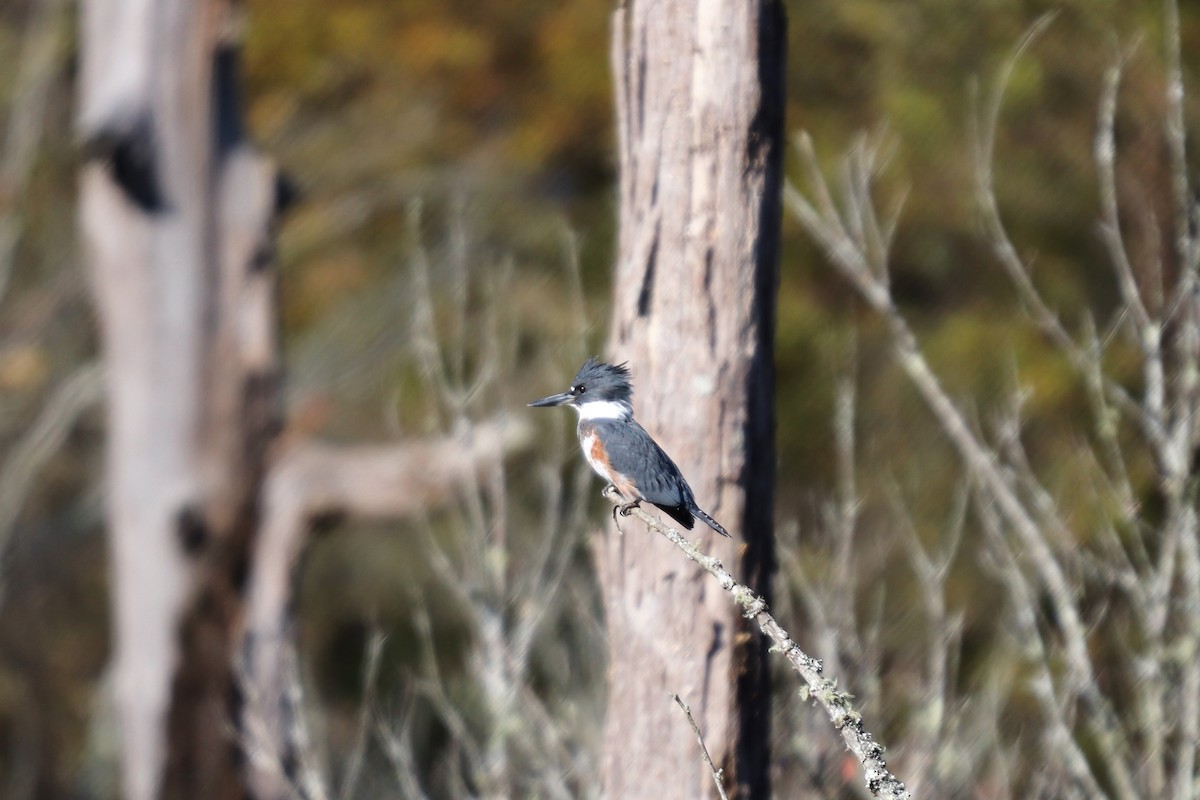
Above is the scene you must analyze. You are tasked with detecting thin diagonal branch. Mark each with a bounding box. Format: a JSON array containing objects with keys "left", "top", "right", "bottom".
[
  {"left": 0, "top": 0, "right": 70, "bottom": 302},
  {"left": 1163, "top": 0, "right": 1194, "bottom": 279},
  {"left": 603, "top": 487, "right": 911, "bottom": 800},
  {"left": 790, "top": 107, "right": 1142, "bottom": 800},
  {"left": 0, "top": 362, "right": 104, "bottom": 597},
  {"left": 672, "top": 694, "right": 729, "bottom": 800}
]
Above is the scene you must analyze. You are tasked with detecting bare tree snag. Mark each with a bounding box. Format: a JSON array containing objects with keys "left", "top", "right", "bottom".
[
  {"left": 603, "top": 1, "right": 785, "bottom": 798},
  {"left": 80, "top": 2, "right": 281, "bottom": 797},
  {"left": 79, "top": 3, "right": 538, "bottom": 796}
]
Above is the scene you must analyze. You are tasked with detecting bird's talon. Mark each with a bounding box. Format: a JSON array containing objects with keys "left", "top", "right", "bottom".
[{"left": 610, "top": 503, "right": 627, "bottom": 535}]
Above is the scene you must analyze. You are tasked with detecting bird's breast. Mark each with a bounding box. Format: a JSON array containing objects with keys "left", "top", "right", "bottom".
[
  {"left": 579, "top": 429, "right": 611, "bottom": 480},
  {"left": 579, "top": 427, "right": 640, "bottom": 499}
]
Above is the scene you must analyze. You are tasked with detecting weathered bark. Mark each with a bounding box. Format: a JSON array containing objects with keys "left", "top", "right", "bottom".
[
  {"left": 602, "top": 2, "right": 785, "bottom": 798},
  {"left": 78, "top": 5, "right": 538, "bottom": 796},
  {"left": 79, "top": 3, "right": 543, "bottom": 798},
  {"left": 79, "top": 1, "right": 281, "bottom": 797}
]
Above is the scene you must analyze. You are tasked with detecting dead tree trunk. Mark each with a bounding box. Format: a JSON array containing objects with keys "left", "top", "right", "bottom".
[
  {"left": 79, "top": 8, "right": 537, "bottom": 798},
  {"left": 601, "top": 2, "right": 785, "bottom": 798},
  {"left": 79, "top": 1, "right": 281, "bottom": 797}
]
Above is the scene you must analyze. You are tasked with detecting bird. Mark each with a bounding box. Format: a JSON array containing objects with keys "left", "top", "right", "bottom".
[{"left": 528, "top": 358, "right": 731, "bottom": 537}]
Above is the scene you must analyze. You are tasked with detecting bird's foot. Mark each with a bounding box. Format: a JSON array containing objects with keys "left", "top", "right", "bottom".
[
  {"left": 617, "top": 500, "right": 641, "bottom": 517},
  {"left": 610, "top": 503, "right": 624, "bottom": 535},
  {"left": 602, "top": 485, "right": 639, "bottom": 534}
]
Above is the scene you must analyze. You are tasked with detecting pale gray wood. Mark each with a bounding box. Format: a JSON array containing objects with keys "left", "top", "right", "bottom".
[
  {"left": 79, "top": 2, "right": 281, "bottom": 797},
  {"left": 601, "top": 1, "right": 784, "bottom": 797}
]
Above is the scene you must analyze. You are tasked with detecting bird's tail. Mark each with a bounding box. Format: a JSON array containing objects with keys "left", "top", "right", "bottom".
[{"left": 692, "top": 506, "right": 731, "bottom": 538}]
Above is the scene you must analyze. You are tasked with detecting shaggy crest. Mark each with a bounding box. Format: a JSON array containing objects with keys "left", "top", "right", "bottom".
[{"left": 570, "top": 358, "right": 633, "bottom": 403}]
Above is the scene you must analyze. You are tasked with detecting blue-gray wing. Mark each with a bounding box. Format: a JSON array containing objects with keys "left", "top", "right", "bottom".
[{"left": 595, "top": 419, "right": 695, "bottom": 508}]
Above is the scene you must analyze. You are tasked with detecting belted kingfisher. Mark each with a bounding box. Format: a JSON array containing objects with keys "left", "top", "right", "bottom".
[{"left": 528, "top": 358, "right": 731, "bottom": 537}]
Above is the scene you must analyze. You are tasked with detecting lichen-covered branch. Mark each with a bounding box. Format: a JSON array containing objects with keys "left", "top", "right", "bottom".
[{"left": 604, "top": 487, "right": 911, "bottom": 800}]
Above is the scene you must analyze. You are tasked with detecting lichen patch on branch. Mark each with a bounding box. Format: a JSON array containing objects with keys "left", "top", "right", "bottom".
[{"left": 602, "top": 485, "right": 912, "bottom": 800}]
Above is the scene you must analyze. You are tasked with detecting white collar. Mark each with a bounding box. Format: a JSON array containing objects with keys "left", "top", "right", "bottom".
[{"left": 575, "top": 399, "right": 633, "bottom": 421}]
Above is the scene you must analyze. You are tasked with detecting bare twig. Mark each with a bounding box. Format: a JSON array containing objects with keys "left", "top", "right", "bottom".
[
  {"left": 337, "top": 630, "right": 385, "bottom": 800},
  {"left": 790, "top": 74, "right": 1147, "bottom": 797},
  {"left": 672, "top": 693, "right": 729, "bottom": 800},
  {"left": 604, "top": 487, "right": 911, "bottom": 800},
  {"left": 375, "top": 697, "right": 433, "bottom": 800},
  {"left": 285, "top": 645, "right": 331, "bottom": 800},
  {"left": 0, "top": 0, "right": 69, "bottom": 302},
  {"left": 235, "top": 635, "right": 330, "bottom": 800},
  {"left": 969, "top": 17, "right": 1159, "bottom": 449},
  {"left": 1162, "top": 0, "right": 1195, "bottom": 280},
  {"left": 786, "top": 5, "right": 1200, "bottom": 797},
  {"left": 240, "top": 416, "right": 535, "bottom": 800},
  {"left": 0, "top": 362, "right": 104, "bottom": 597}
]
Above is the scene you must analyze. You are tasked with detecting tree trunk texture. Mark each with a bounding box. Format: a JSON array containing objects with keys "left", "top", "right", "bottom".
[
  {"left": 78, "top": 3, "right": 548, "bottom": 798},
  {"left": 79, "top": 1, "right": 282, "bottom": 798},
  {"left": 602, "top": 2, "right": 785, "bottom": 799}
]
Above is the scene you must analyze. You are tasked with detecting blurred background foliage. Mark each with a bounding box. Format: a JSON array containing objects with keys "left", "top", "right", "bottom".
[{"left": 2, "top": 0, "right": 1200, "bottom": 796}]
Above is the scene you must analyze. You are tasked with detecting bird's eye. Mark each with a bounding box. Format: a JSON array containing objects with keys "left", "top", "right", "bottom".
[{"left": 574, "top": 384, "right": 586, "bottom": 395}]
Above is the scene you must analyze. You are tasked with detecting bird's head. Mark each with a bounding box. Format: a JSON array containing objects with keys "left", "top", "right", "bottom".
[{"left": 528, "top": 358, "right": 634, "bottom": 420}]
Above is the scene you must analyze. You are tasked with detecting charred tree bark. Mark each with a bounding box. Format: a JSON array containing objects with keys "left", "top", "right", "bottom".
[
  {"left": 601, "top": 2, "right": 785, "bottom": 798},
  {"left": 79, "top": 2, "right": 281, "bottom": 797}
]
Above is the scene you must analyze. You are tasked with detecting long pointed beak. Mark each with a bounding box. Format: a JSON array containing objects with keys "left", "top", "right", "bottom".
[{"left": 528, "top": 391, "right": 573, "bottom": 408}]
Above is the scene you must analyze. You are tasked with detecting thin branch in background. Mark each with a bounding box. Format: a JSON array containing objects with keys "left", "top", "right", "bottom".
[
  {"left": 786, "top": 7, "right": 1200, "bottom": 795},
  {"left": 240, "top": 417, "right": 536, "bottom": 799},
  {"left": 1162, "top": 0, "right": 1195, "bottom": 280},
  {"left": 1095, "top": 43, "right": 1155, "bottom": 331},
  {"left": 235, "top": 659, "right": 296, "bottom": 797},
  {"left": 1160, "top": 5, "right": 1200, "bottom": 797},
  {"left": 557, "top": 225, "right": 593, "bottom": 361},
  {"left": 790, "top": 127, "right": 1114, "bottom": 738},
  {"left": 974, "top": 497, "right": 1105, "bottom": 798},
  {"left": 407, "top": 220, "right": 445, "bottom": 416},
  {"left": 0, "top": 362, "right": 104, "bottom": 599},
  {"left": 409, "top": 605, "right": 492, "bottom": 792},
  {"left": 284, "top": 642, "right": 331, "bottom": 800},
  {"left": 788, "top": 35, "right": 1170, "bottom": 790},
  {"left": 604, "top": 487, "right": 911, "bottom": 800},
  {"left": 671, "top": 693, "right": 729, "bottom": 800},
  {"left": 970, "top": 16, "right": 1157, "bottom": 447},
  {"left": 236, "top": 634, "right": 331, "bottom": 800},
  {"left": 0, "top": 0, "right": 69, "bottom": 302},
  {"left": 293, "top": 212, "right": 603, "bottom": 800},
  {"left": 885, "top": 479, "right": 966, "bottom": 798},
  {"left": 375, "top": 694, "right": 432, "bottom": 800},
  {"left": 783, "top": 525, "right": 843, "bottom": 678},
  {"left": 832, "top": 338, "right": 860, "bottom": 600},
  {"left": 337, "top": 630, "right": 386, "bottom": 800},
  {"left": 397, "top": 215, "right": 600, "bottom": 797},
  {"left": 446, "top": 195, "right": 470, "bottom": 390},
  {"left": 785, "top": 352, "right": 1003, "bottom": 797},
  {"left": 1170, "top": 515, "right": 1200, "bottom": 800}
]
